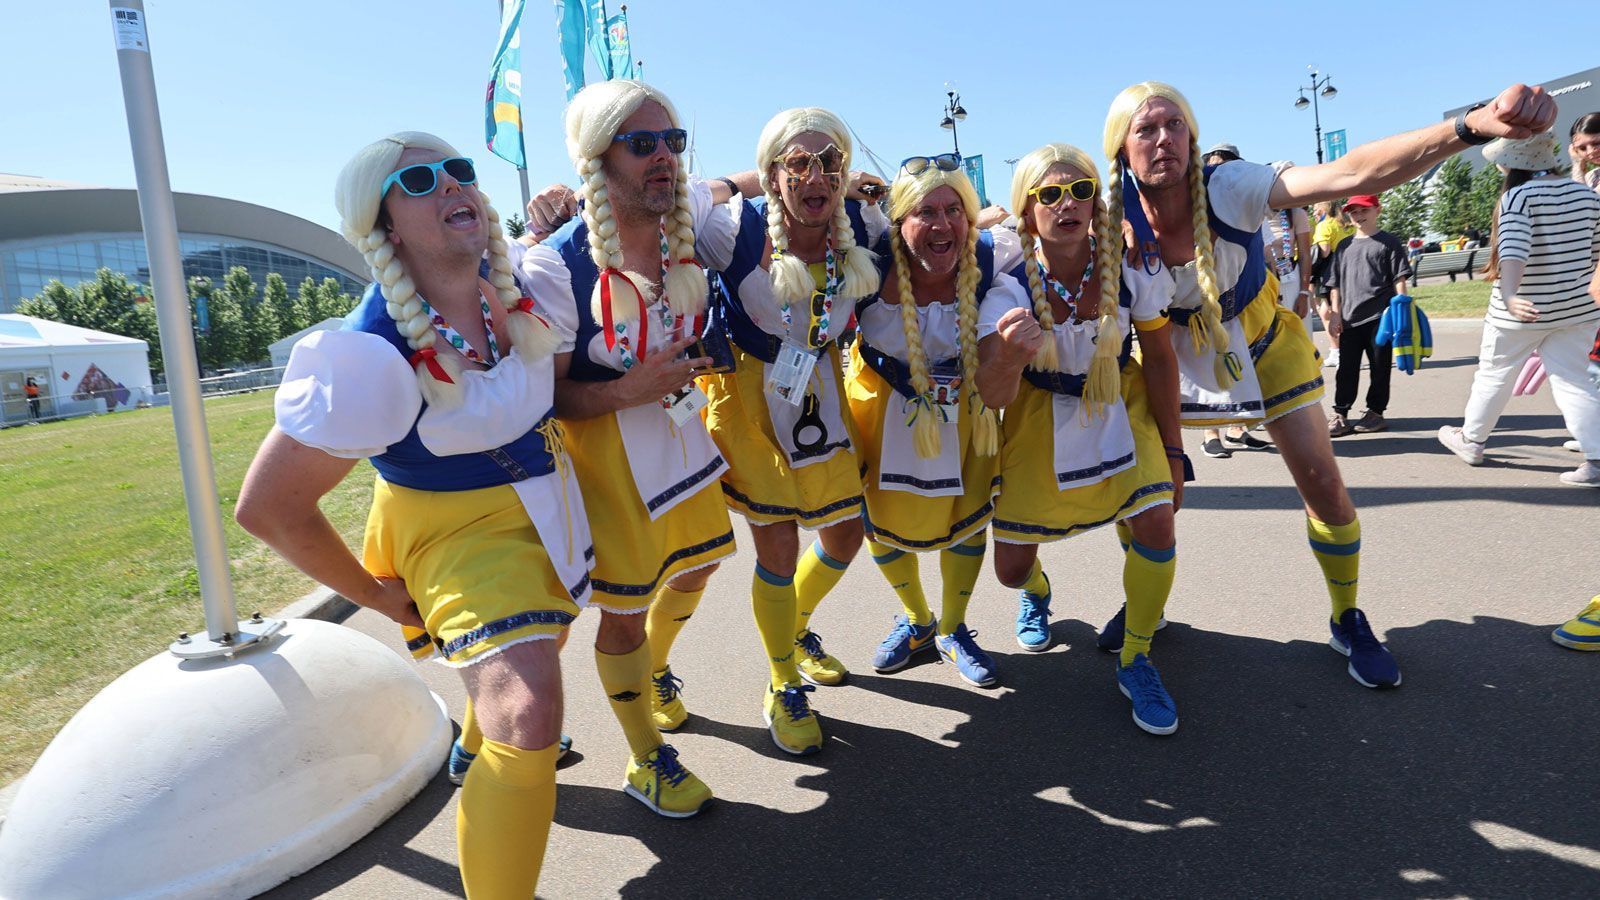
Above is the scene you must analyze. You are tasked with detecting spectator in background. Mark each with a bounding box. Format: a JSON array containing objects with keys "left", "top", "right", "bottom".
[
  {"left": 1312, "top": 199, "right": 1355, "bottom": 368},
  {"left": 1571, "top": 112, "right": 1600, "bottom": 191},
  {"left": 25, "top": 376, "right": 40, "bottom": 421},
  {"left": 1325, "top": 194, "right": 1411, "bottom": 437},
  {"left": 1438, "top": 133, "right": 1600, "bottom": 487}
]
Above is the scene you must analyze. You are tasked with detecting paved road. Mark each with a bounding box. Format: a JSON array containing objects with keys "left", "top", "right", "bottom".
[{"left": 263, "top": 320, "right": 1599, "bottom": 899}]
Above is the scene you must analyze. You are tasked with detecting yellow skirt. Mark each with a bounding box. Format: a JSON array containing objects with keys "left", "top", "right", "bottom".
[
  {"left": 560, "top": 410, "right": 736, "bottom": 612},
  {"left": 993, "top": 361, "right": 1175, "bottom": 544},
  {"left": 699, "top": 345, "right": 864, "bottom": 529},
  {"left": 1240, "top": 275, "right": 1325, "bottom": 423},
  {"left": 363, "top": 477, "right": 583, "bottom": 667},
  {"left": 845, "top": 346, "right": 1001, "bottom": 553}
]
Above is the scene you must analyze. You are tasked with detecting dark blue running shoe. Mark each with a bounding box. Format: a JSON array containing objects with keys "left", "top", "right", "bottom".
[{"left": 1329, "top": 608, "right": 1401, "bottom": 688}]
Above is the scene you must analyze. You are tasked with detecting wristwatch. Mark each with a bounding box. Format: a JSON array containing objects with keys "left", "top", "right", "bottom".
[{"left": 1454, "top": 102, "right": 1492, "bottom": 147}]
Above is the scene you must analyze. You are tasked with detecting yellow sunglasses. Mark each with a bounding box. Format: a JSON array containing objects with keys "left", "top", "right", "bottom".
[{"left": 1028, "top": 178, "right": 1098, "bottom": 207}]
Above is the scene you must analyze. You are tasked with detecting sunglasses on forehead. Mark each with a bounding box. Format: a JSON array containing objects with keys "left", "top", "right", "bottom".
[
  {"left": 381, "top": 157, "right": 477, "bottom": 198},
  {"left": 1028, "top": 178, "right": 1099, "bottom": 207},
  {"left": 899, "top": 153, "right": 962, "bottom": 176},
  {"left": 779, "top": 144, "right": 847, "bottom": 177},
  {"left": 613, "top": 128, "right": 689, "bottom": 157}
]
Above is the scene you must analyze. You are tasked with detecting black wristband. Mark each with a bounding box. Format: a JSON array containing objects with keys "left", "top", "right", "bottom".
[
  {"left": 717, "top": 177, "right": 741, "bottom": 198},
  {"left": 1455, "top": 102, "right": 1492, "bottom": 147}
]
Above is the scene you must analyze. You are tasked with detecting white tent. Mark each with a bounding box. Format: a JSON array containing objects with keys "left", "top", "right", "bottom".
[
  {"left": 268, "top": 317, "right": 343, "bottom": 369},
  {"left": 0, "top": 314, "right": 152, "bottom": 424}
]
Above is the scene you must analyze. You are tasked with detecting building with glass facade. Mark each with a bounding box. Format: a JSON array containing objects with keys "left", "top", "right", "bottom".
[{"left": 0, "top": 174, "right": 366, "bottom": 312}]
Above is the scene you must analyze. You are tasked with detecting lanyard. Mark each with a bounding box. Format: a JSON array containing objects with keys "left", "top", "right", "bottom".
[
  {"left": 774, "top": 239, "right": 840, "bottom": 348},
  {"left": 602, "top": 227, "right": 698, "bottom": 370},
  {"left": 1034, "top": 235, "right": 1097, "bottom": 321},
  {"left": 418, "top": 290, "right": 499, "bottom": 365}
]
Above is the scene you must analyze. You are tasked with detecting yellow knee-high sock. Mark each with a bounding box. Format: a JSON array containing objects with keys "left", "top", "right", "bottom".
[
  {"left": 646, "top": 585, "right": 704, "bottom": 673},
  {"left": 457, "top": 739, "right": 557, "bottom": 900},
  {"left": 1307, "top": 516, "right": 1361, "bottom": 620},
  {"left": 595, "top": 644, "right": 661, "bottom": 760},
  {"left": 1019, "top": 557, "right": 1050, "bottom": 599},
  {"left": 1115, "top": 521, "right": 1133, "bottom": 554},
  {"left": 869, "top": 540, "right": 932, "bottom": 626},
  {"left": 937, "top": 534, "right": 987, "bottom": 637},
  {"left": 459, "top": 698, "right": 484, "bottom": 756},
  {"left": 1121, "top": 540, "right": 1177, "bottom": 665},
  {"left": 794, "top": 542, "right": 850, "bottom": 637},
  {"left": 752, "top": 564, "right": 802, "bottom": 689}
]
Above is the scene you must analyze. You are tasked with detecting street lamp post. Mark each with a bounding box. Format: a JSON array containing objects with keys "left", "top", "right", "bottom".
[
  {"left": 1294, "top": 66, "right": 1338, "bottom": 164},
  {"left": 940, "top": 83, "right": 967, "bottom": 156}
]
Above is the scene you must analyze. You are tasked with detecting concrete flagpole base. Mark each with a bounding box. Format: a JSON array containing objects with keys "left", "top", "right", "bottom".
[{"left": 0, "top": 618, "right": 450, "bottom": 899}]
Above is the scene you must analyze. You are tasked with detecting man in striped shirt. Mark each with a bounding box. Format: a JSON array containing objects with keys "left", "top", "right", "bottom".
[{"left": 1438, "top": 132, "right": 1600, "bottom": 486}]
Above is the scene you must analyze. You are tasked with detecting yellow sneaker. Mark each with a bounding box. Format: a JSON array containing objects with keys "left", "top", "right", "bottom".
[
  {"left": 1552, "top": 596, "right": 1600, "bottom": 651},
  {"left": 650, "top": 667, "right": 688, "bottom": 732},
  {"left": 795, "top": 630, "right": 849, "bottom": 686},
  {"left": 763, "top": 682, "right": 823, "bottom": 756},
  {"left": 623, "top": 744, "right": 712, "bottom": 818}
]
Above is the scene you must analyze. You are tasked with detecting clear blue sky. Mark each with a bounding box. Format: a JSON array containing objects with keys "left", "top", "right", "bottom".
[{"left": 4, "top": 2, "right": 1592, "bottom": 235}]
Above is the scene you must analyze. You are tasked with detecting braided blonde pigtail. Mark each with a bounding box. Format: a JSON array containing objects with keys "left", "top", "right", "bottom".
[
  {"left": 361, "top": 225, "right": 464, "bottom": 408},
  {"left": 661, "top": 164, "right": 708, "bottom": 318},
  {"left": 579, "top": 155, "right": 652, "bottom": 327},
  {"left": 832, "top": 198, "right": 881, "bottom": 301},
  {"left": 1015, "top": 224, "right": 1059, "bottom": 372},
  {"left": 762, "top": 175, "right": 815, "bottom": 307},
  {"left": 891, "top": 231, "right": 941, "bottom": 459},
  {"left": 1083, "top": 180, "right": 1125, "bottom": 417},
  {"left": 1185, "top": 134, "right": 1237, "bottom": 386},
  {"left": 955, "top": 227, "right": 998, "bottom": 457},
  {"left": 483, "top": 194, "right": 560, "bottom": 359}
]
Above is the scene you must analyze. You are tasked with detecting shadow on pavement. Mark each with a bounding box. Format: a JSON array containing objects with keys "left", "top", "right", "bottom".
[
  {"left": 553, "top": 615, "right": 1598, "bottom": 898},
  {"left": 1184, "top": 484, "right": 1599, "bottom": 511}
]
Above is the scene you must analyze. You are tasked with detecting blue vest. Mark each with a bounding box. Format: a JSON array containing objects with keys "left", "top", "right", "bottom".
[
  {"left": 545, "top": 216, "right": 724, "bottom": 382},
  {"left": 717, "top": 198, "right": 870, "bottom": 363},
  {"left": 1002, "top": 256, "right": 1136, "bottom": 397},
  {"left": 1121, "top": 163, "right": 1267, "bottom": 325},
  {"left": 855, "top": 229, "right": 995, "bottom": 401},
  {"left": 342, "top": 282, "right": 557, "bottom": 491}
]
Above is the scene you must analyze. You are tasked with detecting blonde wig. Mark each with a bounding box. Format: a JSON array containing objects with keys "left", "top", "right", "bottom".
[
  {"left": 755, "top": 107, "right": 880, "bottom": 308},
  {"left": 564, "top": 80, "right": 708, "bottom": 329},
  {"left": 334, "top": 131, "right": 558, "bottom": 409},
  {"left": 1008, "top": 143, "right": 1125, "bottom": 415},
  {"left": 1103, "top": 81, "right": 1238, "bottom": 386},
  {"left": 887, "top": 165, "right": 999, "bottom": 459}
]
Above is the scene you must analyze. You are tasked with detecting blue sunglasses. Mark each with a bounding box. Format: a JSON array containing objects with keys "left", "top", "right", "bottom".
[
  {"left": 381, "top": 157, "right": 477, "bottom": 198},
  {"left": 900, "top": 153, "right": 962, "bottom": 176}
]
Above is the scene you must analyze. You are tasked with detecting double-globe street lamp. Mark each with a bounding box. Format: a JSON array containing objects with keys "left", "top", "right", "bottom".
[
  {"left": 1295, "top": 66, "right": 1339, "bottom": 163},
  {"left": 941, "top": 83, "right": 967, "bottom": 156}
]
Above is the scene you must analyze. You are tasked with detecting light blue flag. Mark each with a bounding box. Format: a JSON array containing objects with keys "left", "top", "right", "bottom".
[
  {"left": 554, "top": 0, "right": 587, "bottom": 100},
  {"left": 606, "top": 10, "right": 633, "bottom": 79},
  {"left": 585, "top": 0, "right": 611, "bottom": 79},
  {"left": 486, "top": 0, "right": 526, "bottom": 168},
  {"left": 962, "top": 154, "right": 988, "bottom": 207}
]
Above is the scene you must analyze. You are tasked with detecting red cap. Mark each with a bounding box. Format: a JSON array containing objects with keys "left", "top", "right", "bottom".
[{"left": 1345, "top": 194, "right": 1380, "bottom": 209}]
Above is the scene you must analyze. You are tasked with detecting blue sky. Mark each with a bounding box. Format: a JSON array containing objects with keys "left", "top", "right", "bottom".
[{"left": 4, "top": 2, "right": 1592, "bottom": 235}]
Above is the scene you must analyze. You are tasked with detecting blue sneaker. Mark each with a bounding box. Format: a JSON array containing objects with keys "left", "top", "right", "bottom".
[
  {"left": 1096, "top": 604, "right": 1168, "bottom": 653},
  {"left": 1329, "top": 608, "right": 1401, "bottom": 688},
  {"left": 935, "top": 624, "right": 999, "bottom": 687},
  {"left": 871, "top": 614, "right": 939, "bottom": 672},
  {"left": 447, "top": 734, "right": 573, "bottom": 786},
  {"left": 1016, "top": 575, "right": 1053, "bottom": 652},
  {"left": 1115, "top": 653, "right": 1178, "bottom": 735}
]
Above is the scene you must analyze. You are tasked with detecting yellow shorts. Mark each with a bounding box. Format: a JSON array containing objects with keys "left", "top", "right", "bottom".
[
  {"left": 560, "top": 410, "right": 736, "bottom": 612},
  {"left": 993, "top": 361, "right": 1175, "bottom": 544},
  {"left": 1240, "top": 282, "right": 1325, "bottom": 423},
  {"left": 363, "top": 477, "right": 583, "bottom": 667},
  {"left": 699, "top": 345, "right": 864, "bottom": 529},
  {"left": 845, "top": 346, "right": 1000, "bottom": 553}
]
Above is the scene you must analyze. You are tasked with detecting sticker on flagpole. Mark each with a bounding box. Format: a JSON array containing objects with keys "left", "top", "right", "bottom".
[{"left": 111, "top": 7, "right": 149, "bottom": 51}]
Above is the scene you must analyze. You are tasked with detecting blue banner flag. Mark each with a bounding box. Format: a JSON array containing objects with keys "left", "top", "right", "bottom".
[
  {"left": 962, "top": 154, "right": 988, "bottom": 207},
  {"left": 554, "top": 0, "right": 587, "bottom": 100},
  {"left": 486, "top": 0, "right": 527, "bottom": 168},
  {"left": 1324, "top": 129, "right": 1347, "bottom": 162},
  {"left": 585, "top": 0, "right": 612, "bottom": 79},
  {"left": 607, "top": 10, "right": 633, "bottom": 79}
]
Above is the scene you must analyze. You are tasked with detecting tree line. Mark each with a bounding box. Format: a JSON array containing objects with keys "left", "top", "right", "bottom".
[
  {"left": 15, "top": 267, "right": 357, "bottom": 378},
  {"left": 1377, "top": 156, "right": 1506, "bottom": 243}
]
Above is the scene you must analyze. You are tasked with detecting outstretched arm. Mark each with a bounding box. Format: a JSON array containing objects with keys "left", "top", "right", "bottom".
[{"left": 1271, "top": 84, "right": 1556, "bottom": 208}]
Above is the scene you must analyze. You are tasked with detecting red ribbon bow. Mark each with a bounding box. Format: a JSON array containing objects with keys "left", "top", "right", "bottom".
[
  {"left": 408, "top": 347, "right": 455, "bottom": 384},
  {"left": 599, "top": 268, "right": 649, "bottom": 357}
]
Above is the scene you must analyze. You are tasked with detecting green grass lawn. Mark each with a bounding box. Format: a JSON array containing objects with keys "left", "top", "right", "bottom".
[
  {"left": 1412, "top": 279, "right": 1491, "bottom": 318},
  {"left": 0, "top": 392, "right": 374, "bottom": 783}
]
